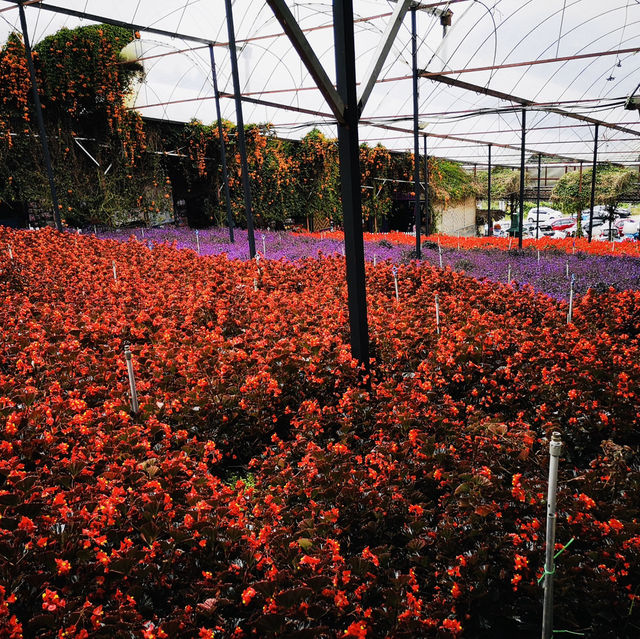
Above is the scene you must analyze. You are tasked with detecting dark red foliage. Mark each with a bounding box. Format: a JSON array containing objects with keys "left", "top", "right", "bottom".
[{"left": 0, "top": 227, "right": 639, "bottom": 638}]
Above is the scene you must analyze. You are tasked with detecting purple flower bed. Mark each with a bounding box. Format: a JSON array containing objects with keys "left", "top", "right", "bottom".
[
  {"left": 97, "top": 227, "right": 405, "bottom": 262},
  {"left": 422, "top": 245, "right": 640, "bottom": 301},
  {"left": 95, "top": 226, "right": 640, "bottom": 301}
]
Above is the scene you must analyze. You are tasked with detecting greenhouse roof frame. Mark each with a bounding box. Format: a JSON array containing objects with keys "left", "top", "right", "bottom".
[{"left": 1, "top": 1, "right": 639, "bottom": 169}]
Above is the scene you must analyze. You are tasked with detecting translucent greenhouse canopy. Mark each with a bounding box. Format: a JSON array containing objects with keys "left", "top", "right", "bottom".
[{"left": 2, "top": 0, "right": 640, "bottom": 166}]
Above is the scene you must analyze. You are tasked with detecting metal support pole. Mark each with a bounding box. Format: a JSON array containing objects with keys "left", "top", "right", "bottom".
[
  {"left": 518, "top": 108, "right": 526, "bottom": 249},
  {"left": 487, "top": 143, "right": 492, "bottom": 236},
  {"left": 423, "top": 133, "right": 429, "bottom": 236},
  {"left": 576, "top": 161, "right": 583, "bottom": 238},
  {"left": 208, "top": 44, "right": 234, "bottom": 242},
  {"left": 124, "top": 344, "right": 139, "bottom": 415},
  {"left": 332, "top": 0, "right": 369, "bottom": 366},
  {"left": 224, "top": 0, "right": 256, "bottom": 257},
  {"left": 18, "top": 1, "right": 62, "bottom": 232},
  {"left": 411, "top": 7, "right": 421, "bottom": 258},
  {"left": 434, "top": 293, "right": 440, "bottom": 335},
  {"left": 334, "top": 0, "right": 369, "bottom": 366},
  {"left": 536, "top": 153, "right": 542, "bottom": 239},
  {"left": 588, "top": 124, "right": 599, "bottom": 243},
  {"left": 541, "top": 432, "right": 563, "bottom": 639}
]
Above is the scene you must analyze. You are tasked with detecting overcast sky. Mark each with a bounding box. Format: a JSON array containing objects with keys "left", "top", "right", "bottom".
[{"left": 1, "top": 1, "right": 640, "bottom": 165}]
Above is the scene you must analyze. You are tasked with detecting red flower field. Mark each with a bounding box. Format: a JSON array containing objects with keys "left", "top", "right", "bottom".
[
  {"left": 301, "top": 230, "right": 640, "bottom": 258},
  {"left": 1, "top": 227, "right": 639, "bottom": 638}
]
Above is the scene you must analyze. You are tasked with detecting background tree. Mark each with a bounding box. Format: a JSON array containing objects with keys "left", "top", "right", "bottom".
[
  {"left": 552, "top": 164, "right": 635, "bottom": 237},
  {"left": 474, "top": 166, "right": 520, "bottom": 226}
]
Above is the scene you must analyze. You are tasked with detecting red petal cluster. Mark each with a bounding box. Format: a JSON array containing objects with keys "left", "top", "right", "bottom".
[{"left": 0, "top": 227, "right": 639, "bottom": 637}]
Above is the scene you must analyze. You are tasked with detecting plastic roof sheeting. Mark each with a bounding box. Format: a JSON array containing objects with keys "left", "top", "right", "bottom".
[{"left": 1, "top": 0, "right": 640, "bottom": 165}]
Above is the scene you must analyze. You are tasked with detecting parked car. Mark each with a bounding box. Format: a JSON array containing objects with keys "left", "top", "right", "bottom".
[
  {"left": 550, "top": 217, "right": 576, "bottom": 231},
  {"left": 526, "top": 206, "right": 563, "bottom": 226},
  {"left": 579, "top": 206, "right": 630, "bottom": 222}
]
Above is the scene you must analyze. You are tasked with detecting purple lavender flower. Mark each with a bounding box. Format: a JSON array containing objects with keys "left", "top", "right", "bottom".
[{"left": 96, "top": 227, "right": 640, "bottom": 301}]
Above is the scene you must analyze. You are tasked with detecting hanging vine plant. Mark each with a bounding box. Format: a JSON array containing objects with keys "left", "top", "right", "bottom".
[{"left": 0, "top": 24, "right": 174, "bottom": 226}]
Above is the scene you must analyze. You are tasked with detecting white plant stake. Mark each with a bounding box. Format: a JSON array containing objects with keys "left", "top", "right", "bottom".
[
  {"left": 195, "top": 229, "right": 200, "bottom": 255},
  {"left": 438, "top": 244, "right": 443, "bottom": 269},
  {"left": 8, "top": 245, "right": 13, "bottom": 261},
  {"left": 124, "top": 344, "right": 139, "bottom": 415},
  {"left": 508, "top": 236, "right": 513, "bottom": 250},
  {"left": 112, "top": 260, "right": 117, "bottom": 282},
  {"left": 541, "top": 432, "right": 563, "bottom": 639},
  {"left": 507, "top": 264, "right": 512, "bottom": 284},
  {"left": 611, "top": 240, "right": 615, "bottom": 252},
  {"left": 94, "top": 225, "right": 97, "bottom": 235},
  {"left": 262, "top": 234, "right": 266, "bottom": 257},
  {"left": 373, "top": 253, "right": 377, "bottom": 266},
  {"left": 141, "top": 228, "right": 145, "bottom": 239},
  {"left": 253, "top": 278, "right": 258, "bottom": 292},
  {"left": 565, "top": 260, "right": 569, "bottom": 278},
  {"left": 435, "top": 294, "right": 441, "bottom": 335},
  {"left": 341, "top": 245, "right": 345, "bottom": 257},
  {"left": 567, "top": 274, "right": 575, "bottom": 324},
  {"left": 392, "top": 266, "right": 399, "bottom": 302}
]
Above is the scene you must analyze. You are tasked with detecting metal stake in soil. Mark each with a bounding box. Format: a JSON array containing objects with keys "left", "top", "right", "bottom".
[
  {"left": 392, "top": 266, "right": 399, "bottom": 302},
  {"left": 438, "top": 242, "right": 443, "bottom": 269},
  {"left": 195, "top": 229, "right": 200, "bottom": 255},
  {"left": 124, "top": 344, "right": 139, "bottom": 415},
  {"left": 541, "top": 431, "right": 563, "bottom": 639},
  {"left": 112, "top": 261, "right": 117, "bottom": 282},
  {"left": 567, "top": 274, "right": 575, "bottom": 324},
  {"left": 262, "top": 234, "right": 266, "bottom": 257},
  {"left": 8, "top": 245, "right": 13, "bottom": 261},
  {"left": 435, "top": 294, "right": 440, "bottom": 335},
  {"left": 507, "top": 264, "right": 512, "bottom": 284}
]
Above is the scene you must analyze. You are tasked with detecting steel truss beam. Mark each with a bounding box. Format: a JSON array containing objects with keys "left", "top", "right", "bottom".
[
  {"left": 421, "top": 46, "right": 640, "bottom": 78},
  {"left": 422, "top": 73, "right": 640, "bottom": 138},
  {"left": 265, "top": 0, "right": 346, "bottom": 124},
  {"left": 3, "top": 0, "right": 217, "bottom": 45}
]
